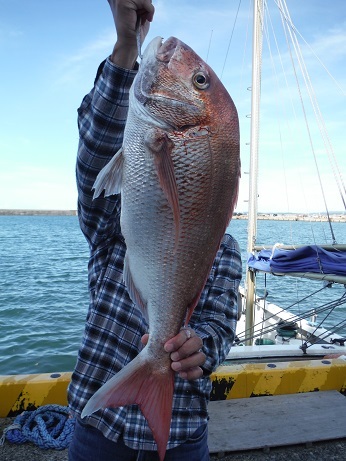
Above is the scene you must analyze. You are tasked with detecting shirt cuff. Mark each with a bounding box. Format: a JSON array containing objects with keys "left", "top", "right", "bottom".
[{"left": 94, "top": 57, "right": 139, "bottom": 85}]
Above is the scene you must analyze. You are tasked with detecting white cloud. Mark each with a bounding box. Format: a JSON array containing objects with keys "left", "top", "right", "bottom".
[
  {"left": 308, "top": 25, "right": 346, "bottom": 62},
  {"left": 0, "top": 23, "right": 23, "bottom": 46},
  {"left": 53, "top": 28, "right": 116, "bottom": 87}
]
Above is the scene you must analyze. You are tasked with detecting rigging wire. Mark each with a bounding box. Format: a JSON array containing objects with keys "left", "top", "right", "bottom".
[
  {"left": 304, "top": 291, "right": 346, "bottom": 341},
  {"left": 264, "top": 4, "right": 327, "bottom": 246},
  {"left": 278, "top": 1, "right": 337, "bottom": 242},
  {"left": 274, "top": 0, "right": 346, "bottom": 205},
  {"left": 322, "top": 318, "right": 346, "bottom": 339},
  {"left": 263, "top": 10, "right": 311, "bottom": 332},
  {"left": 237, "top": 0, "right": 252, "bottom": 97},
  {"left": 277, "top": 0, "right": 346, "bottom": 219},
  {"left": 308, "top": 319, "right": 346, "bottom": 347},
  {"left": 261, "top": 3, "right": 299, "bottom": 242},
  {"left": 205, "top": 29, "right": 213, "bottom": 64},
  {"left": 256, "top": 0, "right": 342, "bottom": 248},
  {"left": 237, "top": 1, "right": 345, "bottom": 348},
  {"left": 237, "top": 295, "right": 346, "bottom": 344},
  {"left": 236, "top": 280, "right": 346, "bottom": 343},
  {"left": 220, "top": 0, "right": 243, "bottom": 79},
  {"left": 274, "top": 0, "right": 346, "bottom": 209}
]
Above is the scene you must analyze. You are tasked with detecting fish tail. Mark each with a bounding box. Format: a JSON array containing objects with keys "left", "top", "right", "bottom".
[{"left": 81, "top": 351, "right": 174, "bottom": 461}]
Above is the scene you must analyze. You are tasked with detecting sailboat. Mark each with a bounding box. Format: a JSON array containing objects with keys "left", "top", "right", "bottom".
[{"left": 212, "top": 0, "right": 346, "bottom": 400}]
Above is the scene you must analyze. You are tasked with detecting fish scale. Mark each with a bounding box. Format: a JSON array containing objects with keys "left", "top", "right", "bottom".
[{"left": 84, "top": 35, "right": 240, "bottom": 461}]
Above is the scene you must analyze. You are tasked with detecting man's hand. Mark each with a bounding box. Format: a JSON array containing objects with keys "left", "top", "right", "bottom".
[
  {"left": 108, "top": 0, "right": 155, "bottom": 69},
  {"left": 142, "top": 328, "right": 206, "bottom": 381}
]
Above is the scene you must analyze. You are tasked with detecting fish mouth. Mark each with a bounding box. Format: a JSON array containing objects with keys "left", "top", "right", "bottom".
[
  {"left": 156, "top": 37, "right": 179, "bottom": 63},
  {"left": 140, "top": 36, "right": 179, "bottom": 64}
]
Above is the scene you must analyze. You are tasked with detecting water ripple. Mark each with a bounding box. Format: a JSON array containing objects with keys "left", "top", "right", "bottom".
[{"left": 0, "top": 215, "right": 345, "bottom": 375}]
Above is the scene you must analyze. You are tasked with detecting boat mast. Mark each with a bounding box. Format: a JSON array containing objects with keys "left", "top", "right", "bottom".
[{"left": 245, "top": 0, "right": 263, "bottom": 344}]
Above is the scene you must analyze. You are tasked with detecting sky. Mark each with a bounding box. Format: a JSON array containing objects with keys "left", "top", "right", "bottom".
[{"left": 0, "top": 0, "right": 345, "bottom": 213}]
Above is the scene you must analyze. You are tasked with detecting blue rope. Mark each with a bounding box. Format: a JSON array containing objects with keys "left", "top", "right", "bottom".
[{"left": 1, "top": 405, "right": 75, "bottom": 450}]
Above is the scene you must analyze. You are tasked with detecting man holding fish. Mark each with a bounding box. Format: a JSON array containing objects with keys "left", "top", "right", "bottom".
[{"left": 68, "top": 0, "right": 242, "bottom": 460}]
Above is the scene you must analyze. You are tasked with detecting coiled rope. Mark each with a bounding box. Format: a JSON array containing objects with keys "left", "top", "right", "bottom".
[{"left": 0, "top": 405, "right": 75, "bottom": 450}]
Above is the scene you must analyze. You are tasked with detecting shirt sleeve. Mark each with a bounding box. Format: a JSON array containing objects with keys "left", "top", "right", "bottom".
[
  {"left": 191, "top": 233, "right": 242, "bottom": 375},
  {"left": 76, "top": 58, "right": 138, "bottom": 249}
]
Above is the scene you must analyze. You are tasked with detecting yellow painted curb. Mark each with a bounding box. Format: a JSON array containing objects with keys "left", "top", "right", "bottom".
[
  {"left": 1, "top": 358, "right": 346, "bottom": 417},
  {"left": 0, "top": 372, "right": 71, "bottom": 417},
  {"left": 210, "top": 358, "right": 346, "bottom": 400}
]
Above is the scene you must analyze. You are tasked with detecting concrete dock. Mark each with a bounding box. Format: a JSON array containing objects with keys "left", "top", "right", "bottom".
[
  {"left": 2, "top": 391, "right": 346, "bottom": 461},
  {"left": 1, "top": 418, "right": 345, "bottom": 461}
]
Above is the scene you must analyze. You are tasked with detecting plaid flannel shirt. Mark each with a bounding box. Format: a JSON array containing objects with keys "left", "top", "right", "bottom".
[{"left": 68, "top": 57, "right": 242, "bottom": 452}]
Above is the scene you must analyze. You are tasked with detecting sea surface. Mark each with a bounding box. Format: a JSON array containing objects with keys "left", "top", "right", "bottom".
[{"left": 0, "top": 215, "right": 345, "bottom": 375}]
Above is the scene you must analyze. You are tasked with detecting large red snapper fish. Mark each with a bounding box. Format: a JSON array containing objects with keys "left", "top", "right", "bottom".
[{"left": 82, "top": 36, "right": 240, "bottom": 460}]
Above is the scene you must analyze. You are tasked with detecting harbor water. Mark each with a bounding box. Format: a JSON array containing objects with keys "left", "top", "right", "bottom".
[{"left": 0, "top": 215, "right": 345, "bottom": 375}]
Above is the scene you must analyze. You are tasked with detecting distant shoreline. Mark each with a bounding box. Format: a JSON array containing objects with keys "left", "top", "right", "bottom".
[
  {"left": 233, "top": 213, "right": 346, "bottom": 222},
  {"left": 0, "top": 209, "right": 77, "bottom": 216},
  {"left": 0, "top": 209, "right": 345, "bottom": 222}
]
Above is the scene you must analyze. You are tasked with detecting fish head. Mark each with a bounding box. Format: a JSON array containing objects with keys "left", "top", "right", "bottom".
[{"left": 133, "top": 36, "right": 237, "bottom": 132}]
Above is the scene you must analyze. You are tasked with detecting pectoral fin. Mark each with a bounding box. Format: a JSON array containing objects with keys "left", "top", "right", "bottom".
[
  {"left": 144, "top": 128, "right": 180, "bottom": 245},
  {"left": 123, "top": 253, "right": 148, "bottom": 323},
  {"left": 92, "top": 148, "right": 124, "bottom": 198}
]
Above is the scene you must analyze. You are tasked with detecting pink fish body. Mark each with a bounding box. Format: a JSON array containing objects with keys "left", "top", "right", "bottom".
[{"left": 82, "top": 36, "right": 240, "bottom": 460}]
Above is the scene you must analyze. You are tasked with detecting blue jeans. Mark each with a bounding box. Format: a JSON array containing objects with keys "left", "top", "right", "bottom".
[{"left": 68, "top": 418, "right": 209, "bottom": 461}]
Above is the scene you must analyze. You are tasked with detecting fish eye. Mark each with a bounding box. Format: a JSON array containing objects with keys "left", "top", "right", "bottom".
[{"left": 193, "top": 72, "right": 209, "bottom": 89}]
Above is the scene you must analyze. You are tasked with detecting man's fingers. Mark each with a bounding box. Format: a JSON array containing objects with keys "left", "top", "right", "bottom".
[
  {"left": 145, "top": 328, "right": 206, "bottom": 381},
  {"left": 164, "top": 327, "right": 201, "bottom": 354},
  {"left": 170, "top": 336, "right": 202, "bottom": 362},
  {"left": 171, "top": 350, "right": 206, "bottom": 372},
  {"left": 178, "top": 367, "right": 204, "bottom": 381},
  {"left": 141, "top": 333, "right": 149, "bottom": 345}
]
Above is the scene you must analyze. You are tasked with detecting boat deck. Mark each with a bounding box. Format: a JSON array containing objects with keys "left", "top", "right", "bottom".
[{"left": 1, "top": 391, "right": 346, "bottom": 460}]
